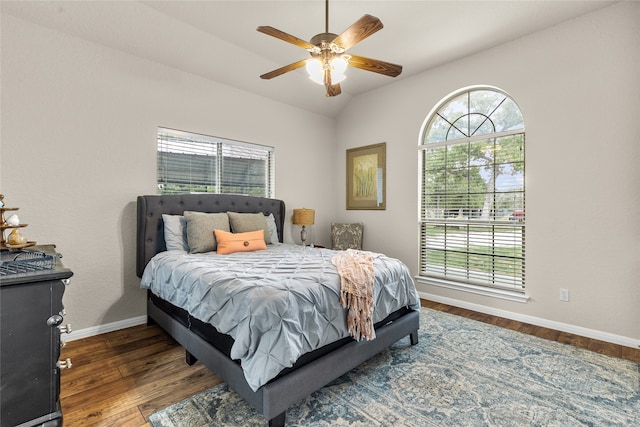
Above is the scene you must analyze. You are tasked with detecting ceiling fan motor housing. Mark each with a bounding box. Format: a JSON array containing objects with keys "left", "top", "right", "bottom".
[
  {"left": 312, "top": 33, "right": 345, "bottom": 52},
  {"left": 310, "top": 32, "right": 339, "bottom": 47}
]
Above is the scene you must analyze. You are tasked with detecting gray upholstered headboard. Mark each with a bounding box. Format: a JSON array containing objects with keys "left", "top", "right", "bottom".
[{"left": 136, "top": 194, "right": 286, "bottom": 277}]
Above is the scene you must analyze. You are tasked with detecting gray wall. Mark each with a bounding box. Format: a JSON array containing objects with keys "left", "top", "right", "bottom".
[
  {"left": 1, "top": 14, "right": 337, "bottom": 334},
  {"left": 334, "top": 2, "right": 639, "bottom": 345}
]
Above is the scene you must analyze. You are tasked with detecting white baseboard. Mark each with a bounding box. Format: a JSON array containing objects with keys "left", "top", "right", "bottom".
[
  {"left": 65, "top": 315, "right": 148, "bottom": 342},
  {"left": 420, "top": 291, "right": 640, "bottom": 350}
]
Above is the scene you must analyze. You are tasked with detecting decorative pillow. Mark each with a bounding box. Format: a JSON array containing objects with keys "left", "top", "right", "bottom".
[
  {"left": 265, "top": 213, "right": 280, "bottom": 244},
  {"left": 214, "top": 229, "right": 267, "bottom": 255},
  {"left": 227, "top": 212, "right": 271, "bottom": 244},
  {"left": 331, "top": 223, "right": 364, "bottom": 250},
  {"left": 162, "top": 214, "right": 188, "bottom": 251},
  {"left": 184, "top": 211, "right": 230, "bottom": 253}
]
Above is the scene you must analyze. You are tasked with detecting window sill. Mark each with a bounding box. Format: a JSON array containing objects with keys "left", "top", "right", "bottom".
[{"left": 415, "top": 276, "right": 530, "bottom": 303}]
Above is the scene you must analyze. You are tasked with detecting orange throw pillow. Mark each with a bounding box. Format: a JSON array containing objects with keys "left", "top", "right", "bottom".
[{"left": 214, "top": 229, "right": 267, "bottom": 255}]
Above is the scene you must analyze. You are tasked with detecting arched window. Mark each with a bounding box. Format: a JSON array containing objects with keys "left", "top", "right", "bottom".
[{"left": 418, "top": 86, "right": 526, "bottom": 297}]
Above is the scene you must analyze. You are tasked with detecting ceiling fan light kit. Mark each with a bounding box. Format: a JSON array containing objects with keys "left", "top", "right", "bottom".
[
  {"left": 306, "top": 55, "right": 349, "bottom": 85},
  {"left": 258, "top": 0, "right": 402, "bottom": 97}
]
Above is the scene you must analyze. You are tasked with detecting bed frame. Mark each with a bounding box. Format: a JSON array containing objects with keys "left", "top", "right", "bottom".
[{"left": 136, "top": 193, "right": 419, "bottom": 426}]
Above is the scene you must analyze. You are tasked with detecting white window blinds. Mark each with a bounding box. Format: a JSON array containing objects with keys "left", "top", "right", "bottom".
[
  {"left": 157, "top": 128, "right": 274, "bottom": 198},
  {"left": 419, "top": 88, "right": 525, "bottom": 291}
]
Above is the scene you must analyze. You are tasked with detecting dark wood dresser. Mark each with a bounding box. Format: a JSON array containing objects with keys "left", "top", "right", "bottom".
[{"left": 0, "top": 246, "right": 72, "bottom": 427}]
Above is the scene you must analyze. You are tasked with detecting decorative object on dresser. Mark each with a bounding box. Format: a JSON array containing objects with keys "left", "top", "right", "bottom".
[
  {"left": 346, "top": 143, "right": 386, "bottom": 210},
  {"left": 292, "top": 208, "right": 315, "bottom": 246},
  {"left": 0, "top": 245, "right": 73, "bottom": 427},
  {"left": 0, "top": 194, "right": 36, "bottom": 250}
]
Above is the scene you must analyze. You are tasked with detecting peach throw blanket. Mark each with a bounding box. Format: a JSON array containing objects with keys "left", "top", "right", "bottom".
[{"left": 331, "top": 249, "right": 376, "bottom": 341}]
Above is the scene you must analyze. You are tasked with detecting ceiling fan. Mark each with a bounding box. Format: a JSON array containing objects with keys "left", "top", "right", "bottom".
[{"left": 257, "top": 0, "right": 403, "bottom": 97}]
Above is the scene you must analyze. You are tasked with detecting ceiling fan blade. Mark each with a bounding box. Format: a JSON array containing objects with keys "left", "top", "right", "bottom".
[
  {"left": 332, "top": 15, "right": 383, "bottom": 51},
  {"left": 325, "top": 82, "right": 341, "bottom": 97},
  {"left": 260, "top": 59, "right": 309, "bottom": 80},
  {"left": 257, "top": 26, "right": 316, "bottom": 50},
  {"left": 348, "top": 54, "right": 403, "bottom": 77}
]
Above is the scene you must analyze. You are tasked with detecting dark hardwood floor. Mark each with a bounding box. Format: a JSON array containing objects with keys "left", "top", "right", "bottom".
[
  {"left": 59, "top": 299, "right": 639, "bottom": 426},
  {"left": 59, "top": 323, "right": 221, "bottom": 427}
]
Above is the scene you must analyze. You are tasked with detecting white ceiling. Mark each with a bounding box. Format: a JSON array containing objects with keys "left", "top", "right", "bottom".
[{"left": 2, "top": 0, "right": 615, "bottom": 118}]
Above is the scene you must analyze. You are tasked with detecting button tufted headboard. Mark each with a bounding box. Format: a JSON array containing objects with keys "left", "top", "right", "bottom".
[{"left": 136, "top": 194, "right": 286, "bottom": 278}]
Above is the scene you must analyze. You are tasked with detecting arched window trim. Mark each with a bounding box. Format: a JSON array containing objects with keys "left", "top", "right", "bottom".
[
  {"left": 416, "top": 85, "right": 528, "bottom": 303},
  {"left": 419, "top": 85, "right": 524, "bottom": 142}
]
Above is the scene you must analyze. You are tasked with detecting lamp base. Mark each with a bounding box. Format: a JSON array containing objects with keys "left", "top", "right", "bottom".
[{"left": 300, "top": 226, "right": 307, "bottom": 246}]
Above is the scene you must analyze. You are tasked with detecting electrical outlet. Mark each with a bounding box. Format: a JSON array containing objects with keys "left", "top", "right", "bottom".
[{"left": 560, "top": 288, "right": 570, "bottom": 302}]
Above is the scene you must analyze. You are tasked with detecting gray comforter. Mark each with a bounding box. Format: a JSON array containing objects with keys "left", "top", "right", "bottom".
[{"left": 140, "top": 244, "right": 420, "bottom": 391}]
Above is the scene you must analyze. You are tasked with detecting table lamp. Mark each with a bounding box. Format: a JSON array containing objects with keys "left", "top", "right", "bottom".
[{"left": 292, "top": 208, "right": 315, "bottom": 246}]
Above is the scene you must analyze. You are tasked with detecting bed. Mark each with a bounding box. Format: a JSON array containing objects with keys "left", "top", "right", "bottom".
[{"left": 136, "top": 193, "right": 420, "bottom": 426}]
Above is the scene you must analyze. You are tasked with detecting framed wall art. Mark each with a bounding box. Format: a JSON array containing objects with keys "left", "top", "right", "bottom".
[{"left": 346, "top": 142, "right": 386, "bottom": 210}]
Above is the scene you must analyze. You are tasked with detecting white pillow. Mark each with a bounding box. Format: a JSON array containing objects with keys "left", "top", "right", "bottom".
[
  {"left": 162, "top": 214, "right": 188, "bottom": 252},
  {"left": 266, "top": 213, "right": 280, "bottom": 244}
]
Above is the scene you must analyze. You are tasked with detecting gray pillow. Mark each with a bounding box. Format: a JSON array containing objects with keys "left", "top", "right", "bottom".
[
  {"left": 184, "top": 211, "right": 230, "bottom": 253},
  {"left": 265, "top": 213, "right": 280, "bottom": 244},
  {"left": 162, "top": 214, "right": 188, "bottom": 251},
  {"left": 227, "top": 212, "right": 271, "bottom": 244}
]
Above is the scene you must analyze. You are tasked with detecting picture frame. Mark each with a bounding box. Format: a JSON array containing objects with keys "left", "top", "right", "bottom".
[{"left": 346, "top": 142, "right": 386, "bottom": 210}]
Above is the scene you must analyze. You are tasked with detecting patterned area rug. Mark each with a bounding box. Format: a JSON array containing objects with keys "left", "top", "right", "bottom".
[{"left": 149, "top": 308, "right": 639, "bottom": 426}]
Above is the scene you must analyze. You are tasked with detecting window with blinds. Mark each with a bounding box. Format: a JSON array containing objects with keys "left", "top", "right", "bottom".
[
  {"left": 419, "top": 88, "right": 525, "bottom": 291},
  {"left": 157, "top": 128, "right": 274, "bottom": 198}
]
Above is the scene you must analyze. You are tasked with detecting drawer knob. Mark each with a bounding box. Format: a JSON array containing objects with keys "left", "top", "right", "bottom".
[
  {"left": 58, "top": 324, "right": 72, "bottom": 334},
  {"left": 47, "top": 314, "right": 63, "bottom": 327},
  {"left": 57, "top": 358, "right": 72, "bottom": 370}
]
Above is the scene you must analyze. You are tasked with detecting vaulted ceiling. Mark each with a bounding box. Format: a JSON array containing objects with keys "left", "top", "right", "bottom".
[{"left": 2, "top": 1, "right": 614, "bottom": 118}]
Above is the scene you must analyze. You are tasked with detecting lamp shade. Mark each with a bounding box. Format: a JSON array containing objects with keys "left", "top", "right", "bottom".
[
  {"left": 292, "top": 208, "right": 315, "bottom": 226},
  {"left": 330, "top": 56, "right": 348, "bottom": 83},
  {"left": 305, "top": 59, "right": 324, "bottom": 85}
]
